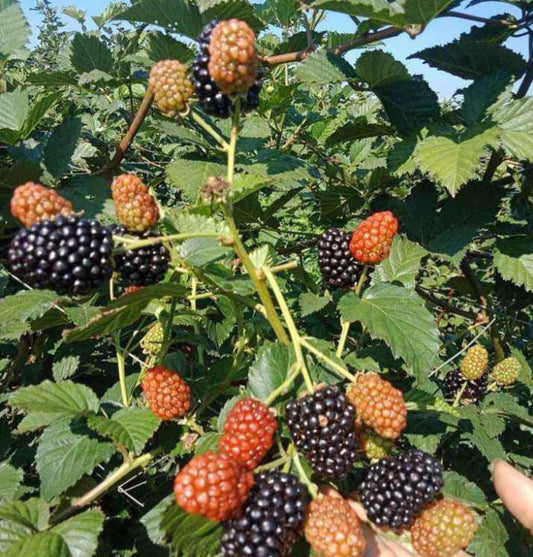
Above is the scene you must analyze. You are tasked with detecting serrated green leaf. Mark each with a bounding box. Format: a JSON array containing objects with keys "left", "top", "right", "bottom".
[
  {"left": 167, "top": 158, "right": 226, "bottom": 202},
  {"left": 491, "top": 96, "right": 533, "bottom": 161},
  {"left": 299, "top": 292, "right": 330, "bottom": 317},
  {"left": 469, "top": 510, "right": 508, "bottom": 557},
  {"left": 52, "top": 355, "right": 80, "bottom": 381},
  {"left": 339, "top": 284, "right": 440, "bottom": 379},
  {"left": 198, "top": 0, "right": 265, "bottom": 32},
  {"left": 70, "top": 34, "right": 113, "bottom": 74},
  {"left": 356, "top": 50, "right": 410, "bottom": 87},
  {"left": 443, "top": 471, "right": 487, "bottom": 507},
  {"left": 50, "top": 509, "right": 104, "bottom": 557},
  {"left": 374, "top": 236, "right": 426, "bottom": 289},
  {"left": 0, "top": 498, "right": 49, "bottom": 554},
  {"left": 44, "top": 118, "right": 82, "bottom": 179},
  {"left": 296, "top": 50, "right": 356, "bottom": 84},
  {"left": 0, "top": 0, "right": 29, "bottom": 58},
  {"left": 493, "top": 237, "right": 533, "bottom": 293},
  {"left": 145, "top": 32, "right": 195, "bottom": 62},
  {"left": 0, "top": 464, "right": 23, "bottom": 504},
  {"left": 325, "top": 117, "right": 393, "bottom": 146},
  {"left": 181, "top": 238, "right": 231, "bottom": 267},
  {"left": 0, "top": 88, "right": 28, "bottom": 144}
]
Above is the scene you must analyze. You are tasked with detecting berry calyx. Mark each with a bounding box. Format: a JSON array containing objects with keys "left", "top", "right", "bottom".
[
  {"left": 219, "top": 398, "right": 277, "bottom": 471},
  {"left": 141, "top": 366, "right": 190, "bottom": 420},
  {"left": 443, "top": 368, "right": 487, "bottom": 405},
  {"left": 359, "top": 449, "right": 444, "bottom": 530},
  {"left": 491, "top": 356, "right": 521, "bottom": 386},
  {"left": 111, "top": 174, "right": 159, "bottom": 232},
  {"left": 305, "top": 493, "right": 366, "bottom": 557},
  {"left": 208, "top": 19, "right": 258, "bottom": 95},
  {"left": 149, "top": 59, "right": 193, "bottom": 116},
  {"left": 10, "top": 182, "right": 73, "bottom": 227},
  {"left": 318, "top": 228, "right": 361, "bottom": 289},
  {"left": 141, "top": 322, "right": 164, "bottom": 356},
  {"left": 411, "top": 499, "right": 478, "bottom": 557},
  {"left": 349, "top": 211, "right": 398, "bottom": 265},
  {"left": 286, "top": 386, "right": 359, "bottom": 479},
  {"left": 359, "top": 430, "right": 394, "bottom": 462},
  {"left": 220, "top": 471, "right": 308, "bottom": 557},
  {"left": 347, "top": 373, "right": 407, "bottom": 440},
  {"left": 174, "top": 451, "right": 254, "bottom": 521},
  {"left": 460, "top": 345, "right": 488, "bottom": 381}
]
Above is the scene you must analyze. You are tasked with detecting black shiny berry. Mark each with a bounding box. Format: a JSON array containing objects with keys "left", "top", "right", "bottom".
[
  {"left": 220, "top": 471, "right": 308, "bottom": 557},
  {"left": 111, "top": 225, "right": 169, "bottom": 286},
  {"left": 192, "top": 20, "right": 263, "bottom": 118},
  {"left": 285, "top": 386, "right": 359, "bottom": 479},
  {"left": 360, "top": 449, "right": 444, "bottom": 530},
  {"left": 443, "top": 368, "right": 488, "bottom": 405},
  {"left": 7, "top": 215, "right": 113, "bottom": 295},
  {"left": 318, "top": 228, "right": 361, "bottom": 289}
]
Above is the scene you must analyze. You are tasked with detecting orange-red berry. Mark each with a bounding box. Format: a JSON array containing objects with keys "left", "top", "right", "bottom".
[
  {"left": 149, "top": 59, "right": 193, "bottom": 116},
  {"left": 219, "top": 398, "right": 277, "bottom": 470},
  {"left": 347, "top": 373, "right": 407, "bottom": 440},
  {"left": 349, "top": 211, "right": 398, "bottom": 264},
  {"left": 141, "top": 366, "right": 190, "bottom": 421},
  {"left": 111, "top": 174, "right": 159, "bottom": 232},
  {"left": 173, "top": 451, "right": 254, "bottom": 521},
  {"left": 10, "top": 182, "right": 73, "bottom": 227},
  {"left": 305, "top": 494, "right": 366, "bottom": 557},
  {"left": 411, "top": 499, "right": 478, "bottom": 557}
]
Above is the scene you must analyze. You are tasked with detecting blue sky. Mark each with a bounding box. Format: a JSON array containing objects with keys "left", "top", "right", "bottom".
[{"left": 20, "top": 0, "right": 528, "bottom": 98}]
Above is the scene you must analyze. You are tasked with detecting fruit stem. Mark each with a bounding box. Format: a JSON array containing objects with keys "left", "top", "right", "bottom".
[
  {"left": 227, "top": 97, "right": 241, "bottom": 187},
  {"left": 355, "top": 265, "right": 368, "bottom": 296},
  {"left": 293, "top": 450, "right": 318, "bottom": 498},
  {"left": 265, "top": 362, "right": 301, "bottom": 406},
  {"left": 189, "top": 277, "right": 205, "bottom": 366},
  {"left": 336, "top": 321, "right": 350, "bottom": 358},
  {"left": 158, "top": 296, "right": 177, "bottom": 364},
  {"left": 452, "top": 381, "right": 468, "bottom": 407},
  {"left": 113, "top": 231, "right": 220, "bottom": 252},
  {"left": 116, "top": 345, "right": 129, "bottom": 407},
  {"left": 189, "top": 110, "right": 230, "bottom": 151},
  {"left": 300, "top": 337, "right": 356, "bottom": 383},
  {"left": 262, "top": 267, "right": 314, "bottom": 392}
]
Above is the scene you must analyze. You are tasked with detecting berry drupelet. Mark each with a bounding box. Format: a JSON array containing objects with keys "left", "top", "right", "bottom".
[
  {"left": 220, "top": 471, "right": 308, "bottom": 557},
  {"left": 359, "top": 449, "right": 444, "bottom": 530},
  {"left": 286, "top": 386, "right": 359, "bottom": 479},
  {"left": 317, "top": 228, "right": 360, "bottom": 289},
  {"left": 8, "top": 215, "right": 113, "bottom": 295}
]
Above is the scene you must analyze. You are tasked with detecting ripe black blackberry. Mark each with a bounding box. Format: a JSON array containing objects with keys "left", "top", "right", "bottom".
[
  {"left": 285, "top": 386, "right": 359, "bottom": 479},
  {"left": 360, "top": 450, "right": 444, "bottom": 530},
  {"left": 318, "top": 228, "right": 360, "bottom": 289},
  {"left": 443, "top": 368, "right": 487, "bottom": 405},
  {"left": 8, "top": 215, "right": 113, "bottom": 295},
  {"left": 192, "top": 20, "right": 263, "bottom": 118},
  {"left": 220, "top": 471, "right": 308, "bottom": 557},
  {"left": 112, "top": 225, "right": 170, "bottom": 286}
]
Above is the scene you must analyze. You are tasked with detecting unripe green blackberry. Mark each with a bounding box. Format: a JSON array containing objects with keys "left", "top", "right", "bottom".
[
  {"left": 149, "top": 59, "right": 193, "bottom": 116},
  {"left": 359, "top": 430, "right": 394, "bottom": 462},
  {"left": 141, "top": 322, "right": 164, "bottom": 356},
  {"left": 491, "top": 357, "right": 521, "bottom": 386},
  {"left": 460, "top": 345, "right": 488, "bottom": 381}
]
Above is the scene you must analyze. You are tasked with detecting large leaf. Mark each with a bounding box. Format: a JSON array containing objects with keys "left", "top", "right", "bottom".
[
  {"left": 491, "top": 96, "right": 533, "bottom": 161},
  {"left": 0, "top": 464, "right": 23, "bottom": 504},
  {"left": 198, "top": 0, "right": 265, "bottom": 32},
  {"left": 0, "top": 498, "right": 49, "bottom": 554},
  {"left": 325, "top": 117, "right": 393, "bottom": 146},
  {"left": 296, "top": 50, "right": 356, "bottom": 84},
  {"left": 493, "top": 238, "right": 533, "bottom": 293},
  {"left": 338, "top": 283, "right": 440, "bottom": 379},
  {"left": 374, "top": 236, "right": 426, "bottom": 289},
  {"left": 44, "top": 118, "right": 82, "bottom": 179},
  {"left": 181, "top": 238, "right": 231, "bottom": 267},
  {"left": 167, "top": 158, "right": 226, "bottom": 202},
  {"left": 145, "top": 32, "right": 195, "bottom": 63},
  {"left": 0, "top": 88, "right": 29, "bottom": 143},
  {"left": 70, "top": 34, "right": 114, "bottom": 74},
  {"left": 46, "top": 510, "right": 104, "bottom": 557},
  {"left": 468, "top": 510, "right": 509, "bottom": 557},
  {"left": 356, "top": 50, "right": 410, "bottom": 87},
  {"left": 36, "top": 417, "right": 115, "bottom": 501},
  {"left": 0, "top": 0, "right": 29, "bottom": 58}
]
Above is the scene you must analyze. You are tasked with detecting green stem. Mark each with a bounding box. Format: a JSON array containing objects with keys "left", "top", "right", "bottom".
[
  {"left": 265, "top": 363, "right": 301, "bottom": 406},
  {"left": 114, "top": 231, "right": 220, "bottom": 252},
  {"left": 189, "top": 110, "right": 229, "bottom": 150},
  {"left": 227, "top": 97, "right": 241, "bottom": 187},
  {"left": 116, "top": 345, "right": 129, "bottom": 407},
  {"left": 293, "top": 450, "right": 318, "bottom": 498},
  {"left": 158, "top": 297, "right": 176, "bottom": 364},
  {"left": 453, "top": 381, "right": 468, "bottom": 407},
  {"left": 355, "top": 265, "right": 368, "bottom": 296},
  {"left": 190, "top": 278, "right": 205, "bottom": 366},
  {"left": 336, "top": 320, "right": 350, "bottom": 358},
  {"left": 300, "top": 337, "right": 356, "bottom": 382}
]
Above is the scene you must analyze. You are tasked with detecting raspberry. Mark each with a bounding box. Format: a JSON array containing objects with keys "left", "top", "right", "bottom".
[
  {"left": 359, "top": 430, "right": 394, "bottom": 462},
  {"left": 443, "top": 368, "right": 487, "bottom": 405},
  {"left": 286, "top": 386, "right": 359, "bottom": 479},
  {"left": 318, "top": 228, "right": 361, "bottom": 289},
  {"left": 411, "top": 499, "right": 478, "bottom": 557},
  {"left": 8, "top": 215, "right": 113, "bottom": 295},
  {"left": 141, "top": 322, "right": 164, "bottom": 356},
  {"left": 459, "top": 345, "right": 488, "bottom": 381},
  {"left": 111, "top": 174, "right": 159, "bottom": 232},
  {"left": 174, "top": 451, "right": 254, "bottom": 521},
  {"left": 347, "top": 373, "right": 407, "bottom": 440},
  {"left": 359, "top": 449, "right": 444, "bottom": 530},
  {"left": 208, "top": 19, "right": 258, "bottom": 95},
  {"left": 219, "top": 398, "right": 277, "bottom": 471},
  {"left": 193, "top": 21, "right": 263, "bottom": 118},
  {"left": 304, "top": 494, "right": 366, "bottom": 557},
  {"left": 220, "top": 471, "right": 308, "bottom": 557},
  {"left": 491, "top": 357, "right": 521, "bottom": 386},
  {"left": 112, "top": 225, "right": 170, "bottom": 286},
  {"left": 349, "top": 211, "right": 398, "bottom": 265},
  {"left": 141, "top": 366, "right": 190, "bottom": 420},
  {"left": 149, "top": 59, "right": 193, "bottom": 116},
  {"left": 10, "top": 182, "right": 73, "bottom": 227}
]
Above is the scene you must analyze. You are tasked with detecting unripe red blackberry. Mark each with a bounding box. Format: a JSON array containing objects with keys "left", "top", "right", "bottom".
[
  {"left": 347, "top": 373, "right": 407, "bottom": 440},
  {"left": 111, "top": 174, "right": 159, "bottom": 232},
  {"left": 460, "top": 345, "right": 488, "bottom": 381},
  {"left": 141, "top": 366, "right": 190, "bottom": 420},
  {"left": 443, "top": 368, "right": 487, "bottom": 405},
  {"left": 174, "top": 451, "right": 254, "bottom": 521},
  {"left": 8, "top": 215, "right": 113, "bottom": 295},
  {"left": 491, "top": 356, "right": 521, "bottom": 386},
  {"left": 318, "top": 228, "right": 361, "bottom": 289},
  {"left": 219, "top": 398, "right": 277, "bottom": 470},
  {"left": 285, "top": 386, "right": 359, "bottom": 479},
  {"left": 220, "top": 471, "right": 308, "bottom": 557},
  {"left": 411, "top": 499, "right": 478, "bottom": 557},
  {"left": 208, "top": 19, "right": 258, "bottom": 95},
  {"left": 304, "top": 494, "right": 366, "bottom": 557},
  {"left": 149, "top": 59, "right": 193, "bottom": 116},
  {"left": 10, "top": 182, "right": 73, "bottom": 227},
  {"left": 359, "top": 450, "right": 444, "bottom": 530},
  {"left": 349, "top": 211, "right": 398, "bottom": 264}
]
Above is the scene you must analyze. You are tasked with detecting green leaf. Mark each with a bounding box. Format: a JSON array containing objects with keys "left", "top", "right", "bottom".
[
  {"left": 145, "top": 32, "right": 195, "bottom": 62},
  {"left": 87, "top": 407, "right": 161, "bottom": 455},
  {"left": 493, "top": 237, "right": 533, "bottom": 293},
  {"left": 44, "top": 118, "right": 82, "bottom": 179},
  {"left": 181, "top": 238, "right": 231, "bottom": 267},
  {"left": 36, "top": 417, "right": 115, "bottom": 501},
  {"left": 50, "top": 510, "right": 104, "bottom": 557},
  {"left": 167, "top": 158, "right": 226, "bottom": 202},
  {"left": 0, "top": 464, "right": 23, "bottom": 504},
  {"left": 52, "top": 355, "right": 80, "bottom": 381},
  {"left": 325, "top": 117, "right": 393, "bottom": 146},
  {"left": 198, "top": 0, "right": 265, "bottom": 32},
  {"left": 374, "top": 236, "right": 426, "bottom": 289},
  {"left": 0, "top": 88, "right": 28, "bottom": 144},
  {"left": 491, "top": 97, "right": 533, "bottom": 161},
  {"left": 443, "top": 471, "right": 487, "bottom": 507},
  {"left": 0, "top": 0, "right": 29, "bottom": 58},
  {"left": 0, "top": 498, "right": 50, "bottom": 554},
  {"left": 469, "top": 510, "right": 508, "bottom": 557},
  {"left": 339, "top": 283, "right": 440, "bottom": 379},
  {"left": 299, "top": 292, "right": 330, "bottom": 317},
  {"left": 417, "top": 125, "right": 498, "bottom": 195},
  {"left": 356, "top": 50, "right": 410, "bottom": 87},
  {"left": 248, "top": 341, "right": 296, "bottom": 402},
  {"left": 70, "top": 33, "right": 113, "bottom": 74},
  {"left": 296, "top": 50, "right": 356, "bottom": 84}
]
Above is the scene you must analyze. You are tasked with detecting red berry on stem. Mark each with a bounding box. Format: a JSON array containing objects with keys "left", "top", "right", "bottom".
[
  {"left": 111, "top": 174, "right": 159, "bottom": 232},
  {"left": 141, "top": 366, "right": 190, "bottom": 421},
  {"left": 349, "top": 211, "right": 398, "bottom": 264}
]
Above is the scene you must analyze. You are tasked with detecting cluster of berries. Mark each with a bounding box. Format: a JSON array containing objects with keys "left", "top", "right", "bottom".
[
  {"left": 318, "top": 211, "right": 399, "bottom": 289},
  {"left": 444, "top": 344, "right": 521, "bottom": 405}
]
